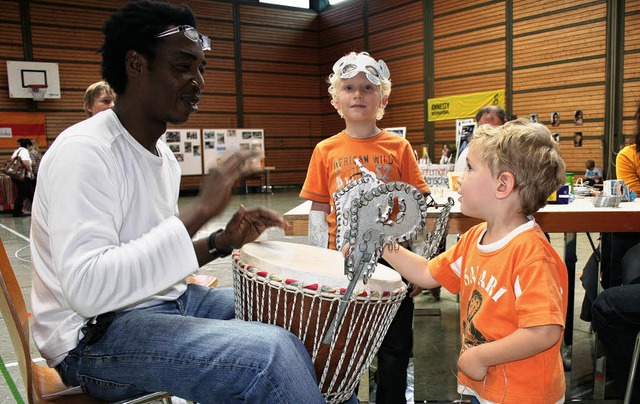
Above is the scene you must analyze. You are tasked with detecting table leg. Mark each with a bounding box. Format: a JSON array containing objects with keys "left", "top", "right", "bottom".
[
  {"left": 563, "top": 233, "right": 577, "bottom": 361},
  {"left": 265, "top": 169, "right": 272, "bottom": 193}
]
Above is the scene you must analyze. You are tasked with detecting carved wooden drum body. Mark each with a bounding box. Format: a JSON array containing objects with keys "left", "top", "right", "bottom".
[{"left": 232, "top": 240, "right": 406, "bottom": 403}]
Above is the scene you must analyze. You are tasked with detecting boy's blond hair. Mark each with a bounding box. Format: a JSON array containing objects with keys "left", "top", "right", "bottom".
[
  {"left": 83, "top": 81, "right": 115, "bottom": 116},
  {"left": 327, "top": 52, "right": 392, "bottom": 120},
  {"left": 469, "top": 119, "right": 566, "bottom": 215}
]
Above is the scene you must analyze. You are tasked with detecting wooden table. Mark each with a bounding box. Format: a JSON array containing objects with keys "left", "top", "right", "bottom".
[
  {"left": 284, "top": 192, "right": 640, "bottom": 348},
  {"left": 285, "top": 193, "right": 640, "bottom": 236},
  {"left": 242, "top": 166, "right": 276, "bottom": 193}
]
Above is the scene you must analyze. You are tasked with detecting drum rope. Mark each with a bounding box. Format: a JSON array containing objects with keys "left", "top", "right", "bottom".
[{"left": 232, "top": 256, "right": 407, "bottom": 403}]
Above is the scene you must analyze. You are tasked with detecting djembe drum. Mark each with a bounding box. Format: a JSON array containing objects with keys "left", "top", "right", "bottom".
[{"left": 232, "top": 240, "right": 406, "bottom": 404}]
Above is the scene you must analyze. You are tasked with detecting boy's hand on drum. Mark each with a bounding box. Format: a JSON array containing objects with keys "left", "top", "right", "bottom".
[
  {"left": 218, "top": 204, "right": 286, "bottom": 251},
  {"left": 409, "top": 286, "right": 423, "bottom": 297}
]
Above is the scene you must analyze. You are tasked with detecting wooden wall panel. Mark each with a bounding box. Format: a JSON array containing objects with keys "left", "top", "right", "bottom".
[
  {"left": 240, "top": 6, "right": 317, "bottom": 30},
  {"left": 368, "top": 1, "right": 426, "bottom": 152},
  {"left": 242, "top": 73, "right": 321, "bottom": 97},
  {"left": 512, "top": 0, "right": 600, "bottom": 20},
  {"left": 187, "top": 1, "right": 234, "bottom": 21},
  {"left": 0, "top": 0, "right": 25, "bottom": 110},
  {"left": 44, "top": 112, "right": 87, "bottom": 140},
  {"left": 238, "top": 3, "right": 322, "bottom": 186},
  {"left": 512, "top": 23, "right": 606, "bottom": 67},
  {"left": 434, "top": 3, "right": 505, "bottom": 37},
  {"left": 318, "top": 1, "right": 363, "bottom": 29},
  {"left": 368, "top": 2, "right": 422, "bottom": 32},
  {"left": 512, "top": 0, "right": 607, "bottom": 172},
  {"left": 513, "top": 59, "right": 605, "bottom": 90},
  {"left": 432, "top": 1, "right": 506, "bottom": 164},
  {"left": 435, "top": 72, "right": 506, "bottom": 97},
  {"left": 434, "top": 42, "right": 506, "bottom": 79},
  {"left": 513, "top": 4, "right": 605, "bottom": 35},
  {"left": 241, "top": 42, "right": 320, "bottom": 64},
  {"left": 172, "top": 113, "right": 239, "bottom": 129},
  {"left": 433, "top": 0, "right": 495, "bottom": 15},
  {"left": 434, "top": 25, "right": 505, "bottom": 50},
  {"left": 243, "top": 97, "right": 320, "bottom": 115},
  {"left": 623, "top": 2, "right": 640, "bottom": 144},
  {"left": 30, "top": 3, "right": 112, "bottom": 28},
  {"left": 241, "top": 25, "right": 318, "bottom": 47}
]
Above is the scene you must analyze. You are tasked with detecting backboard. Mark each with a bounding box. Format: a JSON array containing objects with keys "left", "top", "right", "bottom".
[{"left": 7, "top": 61, "right": 61, "bottom": 99}]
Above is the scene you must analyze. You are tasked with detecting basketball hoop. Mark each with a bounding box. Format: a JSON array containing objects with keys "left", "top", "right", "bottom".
[{"left": 27, "top": 84, "right": 48, "bottom": 101}]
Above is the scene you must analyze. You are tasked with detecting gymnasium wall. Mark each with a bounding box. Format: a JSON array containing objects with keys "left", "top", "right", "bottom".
[{"left": 0, "top": 0, "right": 637, "bottom": 189}]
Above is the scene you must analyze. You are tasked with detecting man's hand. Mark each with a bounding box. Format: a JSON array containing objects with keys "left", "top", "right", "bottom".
[
  {"left": 215, "top": 204, "right": 286, "bottom": 251},
  {"left": 181, "top": 151, "right": 260, "bottom": 236}
]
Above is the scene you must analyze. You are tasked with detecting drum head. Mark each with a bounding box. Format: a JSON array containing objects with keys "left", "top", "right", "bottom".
[{"left": 238, "top": 240, "right": 404, "bottom": 292}]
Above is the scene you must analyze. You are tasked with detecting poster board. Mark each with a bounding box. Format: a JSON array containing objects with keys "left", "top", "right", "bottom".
[
  {"left": 455, "top": 118, "right": 475, "bottom": 164},
  {"left": 203, "top": 128, "right": 264, "bottom": 170},
  {"left": 420, "top": 164, "right": 452, "bottom": 189},
  {"left": 160, "top": 129, "right": 203, "bottom": 175},
  {"left": 386, "top": 127, "right": 406, "bottom": 138}
]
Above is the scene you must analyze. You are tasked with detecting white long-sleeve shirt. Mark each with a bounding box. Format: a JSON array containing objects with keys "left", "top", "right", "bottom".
[{"left": 30, "top": 110, "right": 198, "bottom": 366}]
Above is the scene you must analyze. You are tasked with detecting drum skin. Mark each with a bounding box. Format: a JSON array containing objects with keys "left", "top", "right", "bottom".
[{"left": 232, "top": 241, "right": 406, "bottom": 403}]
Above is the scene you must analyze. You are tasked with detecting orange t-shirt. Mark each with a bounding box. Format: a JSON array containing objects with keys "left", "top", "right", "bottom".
[
  {"left": 616, "top": 144, "right": 640, "bottom": 194},
  {"left": 300, "top": 130, "right": 429, "bottom": 250},
  {"left": 429, "top": 220, "right": 568, "bottom": 403}
]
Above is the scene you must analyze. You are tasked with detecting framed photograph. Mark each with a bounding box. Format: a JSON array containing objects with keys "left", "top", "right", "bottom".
[
  {"left": 386, "top": 127, "right": 406, "bottom": 138},
  {"left": 574, "top": 132, "right": 583, "bottom": 147},
  {"left": 529, "top": 113, "right": 538, "bottom": 123},
  {"left": 574, "top": 110, "right": 583, "bottom": 125},
  {"left": 551, "top": 112, "right": 560, "bottom": 127}
]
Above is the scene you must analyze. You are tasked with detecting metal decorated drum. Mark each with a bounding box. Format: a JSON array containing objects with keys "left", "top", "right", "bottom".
[{"left": 232, "top": 240, "right": 406, "bottom": 403}]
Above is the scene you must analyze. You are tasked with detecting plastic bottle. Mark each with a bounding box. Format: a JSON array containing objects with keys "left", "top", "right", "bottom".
[{"left": 421, "top": 146, "right": 431, "bottom": 165}]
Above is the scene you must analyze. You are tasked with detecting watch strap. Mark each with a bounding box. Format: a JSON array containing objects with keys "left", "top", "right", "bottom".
[{"left": 208, "top": 229, "right": 231, "bottom": 259}]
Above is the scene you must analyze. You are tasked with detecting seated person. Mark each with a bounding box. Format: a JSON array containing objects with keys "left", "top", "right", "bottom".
[
  {"left": 592, "top": 281, "right": 640, "bottom": 401},
  {"left": 29, "top": 2, "right": 332, "bottom": 403},
  {"left": 580, "top": 106, "right": 640, "bottom": 321},
  {"left": 584, "top": 159, "right": 603, "bottom": 186}
]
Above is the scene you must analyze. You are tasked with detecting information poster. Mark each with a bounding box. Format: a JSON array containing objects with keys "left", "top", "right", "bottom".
[
  {"left": 455, "top": 118, "right": 475, "bottom": 164},
  {"left": 161, "top": 129, "right": 203, "bottom": 175},
  {"left": 421, "top": 164, "right": 452, "bottom": 189},
  {"left": 203, "top": 128, "right": 264, "bottom": 171}
]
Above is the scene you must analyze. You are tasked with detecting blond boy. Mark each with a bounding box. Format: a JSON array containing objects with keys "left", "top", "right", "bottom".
[
  {"left": 300, "top": 51, "right": 429, "bottom": 403},
  {"left": 383, "top": 119, "right": 568, "bottom": 403}
]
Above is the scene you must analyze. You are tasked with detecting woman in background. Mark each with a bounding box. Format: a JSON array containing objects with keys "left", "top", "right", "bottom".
[
  {"left": 10, "top": 138, "right": 35, "bottom": 217},
  {"left": 83, "top": 80, "right": 115, "bottom": 117},
  {"left": 439, "top": 143, "right": 452, "bottom": 165}
]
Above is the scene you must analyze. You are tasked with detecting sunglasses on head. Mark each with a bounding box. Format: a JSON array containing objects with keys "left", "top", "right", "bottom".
[{"left": 155, "top": 25, "right": 211, "bottom": 51}]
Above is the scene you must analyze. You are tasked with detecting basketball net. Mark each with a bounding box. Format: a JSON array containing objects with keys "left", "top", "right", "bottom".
[{"left": 27, "top": 84, "right": 48, "bottom": 101}]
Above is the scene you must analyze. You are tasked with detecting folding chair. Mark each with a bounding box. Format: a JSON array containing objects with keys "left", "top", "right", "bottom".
[{"left": 0, "top": 239, "right": 172, "bottom": 404}]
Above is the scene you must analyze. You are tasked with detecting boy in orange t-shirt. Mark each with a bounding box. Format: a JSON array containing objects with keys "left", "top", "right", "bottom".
[
  {"left": 382, "top": 120, "right": 568, "bottom": 403},
  {"left": 300, "top": 51, "right": 429, "bottom": 403}
]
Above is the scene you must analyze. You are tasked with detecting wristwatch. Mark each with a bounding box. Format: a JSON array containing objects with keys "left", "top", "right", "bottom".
[{"left": 208, "top": 229, "right": 232, "bottom": 259}]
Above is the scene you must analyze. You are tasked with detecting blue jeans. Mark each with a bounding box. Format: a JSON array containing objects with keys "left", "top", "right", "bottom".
[
  {"left": 579, "top": 233, "right": 640, "bottom": 321},
  {"left": 592, "top": 284, "right": 640, "bottom": 401},
  {"left": 56, "top": 285, "right": 328, "bottom": 403}
]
